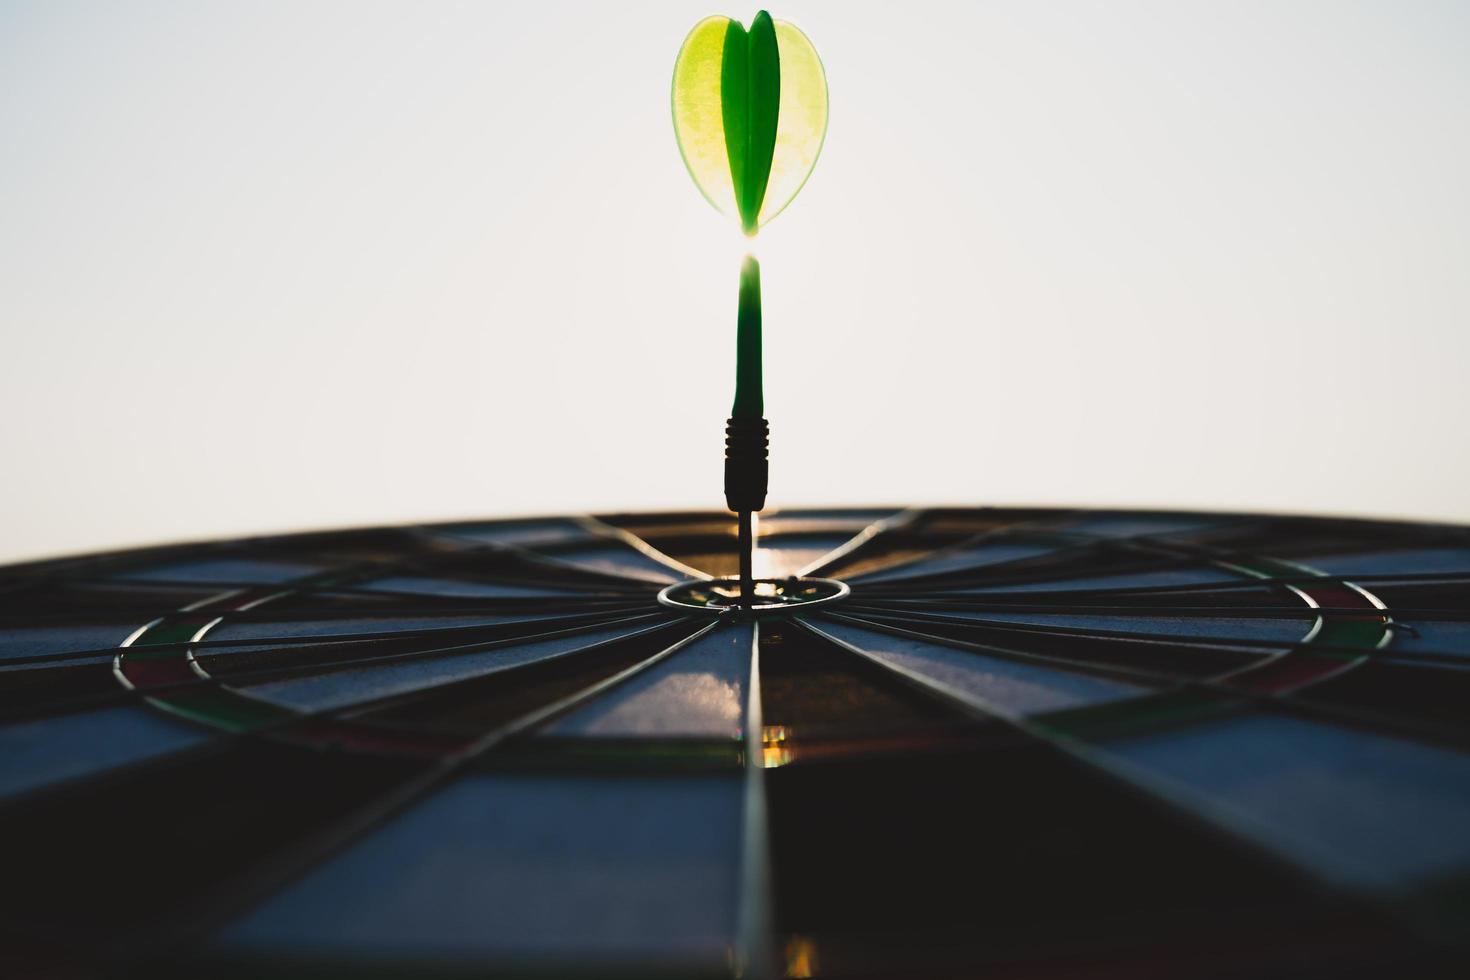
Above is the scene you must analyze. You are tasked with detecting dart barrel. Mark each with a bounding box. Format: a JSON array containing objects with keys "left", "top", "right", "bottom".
[{"left": 724, "top": 416, "right": 769, "bottom": 513}]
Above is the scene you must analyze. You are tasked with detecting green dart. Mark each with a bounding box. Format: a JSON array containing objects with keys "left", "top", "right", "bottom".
[{"left": 672, "top": 10, "right": 828, "bottom": 604}]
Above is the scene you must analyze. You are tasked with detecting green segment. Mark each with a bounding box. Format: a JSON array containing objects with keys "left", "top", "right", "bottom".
[
  {"left": 721, "top": 11, "right": 781, "bottom": 235},
  {"left": 1313, "top": 618, "right": 1389, "bottom": 650},
  {"left": 150, "top": 689, "right": 291, "bottom": 733},
  {"left": 733, "top": 255, "right": 763, "bottom": 418},
  {"left": 1036, "top": 690, "right": 1238, "bottom": 742},
  {"left": 127, "top": 612, "right": 300, "bottom": 732}
]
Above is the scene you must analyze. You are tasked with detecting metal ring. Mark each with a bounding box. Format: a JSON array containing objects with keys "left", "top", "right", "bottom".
[{"left": 657, "top": 576, "right": 850, "bottom": 616}]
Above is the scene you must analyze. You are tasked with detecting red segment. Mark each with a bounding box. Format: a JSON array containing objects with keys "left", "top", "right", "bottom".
[
  {"left": 117, "top": 657, "right": 200, "bottom": 688},
  {"left": 1297, "top": 582, "right": 1377, "bottom": 610},
  {"left": 1226, "top": 580, "right": 1384, "bottom": 694},
  {"left": 1231, "top": 656, "right": 1353, "bottom": 695}
]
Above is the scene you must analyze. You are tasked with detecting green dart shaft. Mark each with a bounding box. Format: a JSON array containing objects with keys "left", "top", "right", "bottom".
[
  {"left": 729, "top": 254, "right": 764, "bottom": 607},
  {"left": 732, "top": 255, "right": 763, "bottom": 419}
]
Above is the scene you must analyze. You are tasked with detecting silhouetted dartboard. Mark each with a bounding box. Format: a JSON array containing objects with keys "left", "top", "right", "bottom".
[{"left": 2, "top": 508, "right": 1469, "bottom": 978}]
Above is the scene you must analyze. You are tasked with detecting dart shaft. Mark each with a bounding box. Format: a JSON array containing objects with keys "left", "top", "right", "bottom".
[
  {"left": 727, "top": 254, "right": 766, "bottom": 604},
  {"left": 733, "top": 255, "right": 762, "bottom": 419},
  {"left": 738, "top": 510, "right": 754, "bottom": 605},
  {"left": 724, "top": 255, "right": 770, "bottom": 516}
]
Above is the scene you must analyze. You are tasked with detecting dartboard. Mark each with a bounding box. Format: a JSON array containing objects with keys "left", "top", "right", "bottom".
[{"left": 2, "top": 507, "right": 1468, "bottom": 978}]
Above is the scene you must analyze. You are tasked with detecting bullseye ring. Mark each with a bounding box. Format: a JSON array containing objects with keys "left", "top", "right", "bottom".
[{"left": 657, "top": 576, "right": 850, "bottom": 615}]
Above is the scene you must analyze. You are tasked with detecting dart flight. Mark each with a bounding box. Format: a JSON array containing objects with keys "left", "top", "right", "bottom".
[{"left": 673, "top": 11, "right": 828, "bottom": 234}]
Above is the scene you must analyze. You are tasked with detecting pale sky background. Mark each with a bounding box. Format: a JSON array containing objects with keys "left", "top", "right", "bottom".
[{"left": 2, "top": 1, "right": 1468, "bottom": 564}]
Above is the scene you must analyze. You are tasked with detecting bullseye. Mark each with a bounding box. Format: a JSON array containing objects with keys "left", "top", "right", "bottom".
[{"left": 657, "top": 575, "right": 849, "bottom": 615}]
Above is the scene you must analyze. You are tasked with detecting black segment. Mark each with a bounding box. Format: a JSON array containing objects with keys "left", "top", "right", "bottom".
[
  {"left": 352, "top": 618, "right": 704, "bottom": 737},
  {"left": 764, "top": 744, "right": 1411, "bottom": 978},
  {"left": 0, "top": 741, "right": 423, "bottom": 971}
]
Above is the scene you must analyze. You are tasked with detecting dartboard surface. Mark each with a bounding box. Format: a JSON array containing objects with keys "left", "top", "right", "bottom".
[{"left": 2, "top": 506, "right": 1468, "bottom": 978}]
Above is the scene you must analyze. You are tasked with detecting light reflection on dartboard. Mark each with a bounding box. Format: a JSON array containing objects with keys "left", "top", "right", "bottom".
[{"left": 1, "top": 507, "right": 1468, "bottom": 978}]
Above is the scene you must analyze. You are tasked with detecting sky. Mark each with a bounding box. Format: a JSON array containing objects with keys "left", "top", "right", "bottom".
[{"left": 2, "top": 0, "right": 1468, "bottom": 564}]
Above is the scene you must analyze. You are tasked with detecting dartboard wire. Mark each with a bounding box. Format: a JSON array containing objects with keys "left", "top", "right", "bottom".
[
  {"left": 413, "top": 517, "right": 700, "bottom": 586},
  {"left": 0, "top": 519, "right": 571, "bottom": 599},
  {"left": 0, "top": 534, "right": 310, "bottom": 596},
  {"left": 813, "top": 609, "right": 1470, "bottom": 751},
  {"left": 826, "top": 606, "right": 1440, "bottom": 729},
  {"left": 118, "top": 614, "right": 689, "bottom": 739},
  {"left": 852, "top": 593, "right": 1387, "bottom": 617},
  {"left": 790, "top": 615, "right": 1418, "bottom": 908},
  {"left": 834, "top": 602, "right": 1447, "bottom": 664},
  {"left": 208, "top": 595, "right": 655, "bottom": 620},
  {"left": 0, "top": 615, "right": 709, "bottom": 822},
  {"left": 791, "top": 507, "right": 924, "bottom": 578},
  {"left": 0, "top": 521, "right": 663, "bottom": 646},
  {"left": 171, "top": 602, "right": 655, "bottom": 656},
  {"left": 817, "top": 609, "right": 1222, "bottom": 689},
  {"left": 131, "top": 618, "right": 728, "bottom": 966},
  {"left": 172, "top": 612, "right": 674, "bottom": 696},
  {"left": 310, "top": 618, "right": 719, "bottom": 726},
  {"left": 1143, "top": 544, "right": 1398, "bottom": 695},
  {"left": 849, "top": 596, "right": 1470, "bottom": 622},
  {"left": 575, "top": 514, "right": 716, "bottom": 581},
  {"left": 833, "top": 606, "right": 1412, "bottom": 665},
  {"left": 268, "top": 619, "right": 712, "bottom": 741},
  {"left": 72, "top": 560, "right": 660, "bottom": 595},
  {"left": 112, "top": 608, "right": 681, "bottom": 730},
  {"left": 799, "top": 505, "right": 1064, "bottom": 581},
  {"left": 0, "top": 541, "right": 664, "bottom": 725},
  {"left": 94, "top": 525, "right": 684, "bottom": 730},
  {"left": 822, "top": 515, "right": 1214, "bottom": 585},
  {"left": 0, "top": 594, "right": 653, "bottom": 632},
  {"left": 736, "top": 620, "right": 775, "bottom": 980},
  {"left": 824, "top": 511, "right": 1270, "bottom": 585},
  {"left": 0, "top": 602, "right": 655, "bottom": 679},
  {"left": 838, "top": 537, "right": 1316, "bottom": 665},
  {"left": 829, "top": 605, "right": 1458, "bottom": 690},
  {"left": 1210, "top": 568, "right": 1390, "bottom": 693},
  {"left": 0, "top": 594, "right": 664, "bottom": 726},
  {"left": 856, "top": 568, "right": 1470, "bottom": 598},
  {"left": 851, "top": 529, "right": 1470, "bottom": 592},
  {"left": 81, "top": 524, "right": 671, "bottom": 598},
  {"left": 840, "top": 549, "right": 1387, "bottom": 687},
  {"left": 310, "top": 569, "right": 657, "bottom": 596},
  {"left": 845, "top": 545, "right": 1246, "bottom": 593}
]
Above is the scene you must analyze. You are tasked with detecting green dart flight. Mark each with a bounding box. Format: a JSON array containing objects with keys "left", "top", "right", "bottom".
[{"left": 672, "top": 10, "right": 828, "bottom": 603}]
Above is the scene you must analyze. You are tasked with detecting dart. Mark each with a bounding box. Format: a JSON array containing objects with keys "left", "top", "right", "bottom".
[{"left": 672, "top": 10, "right": 828, "bottom": 605}]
